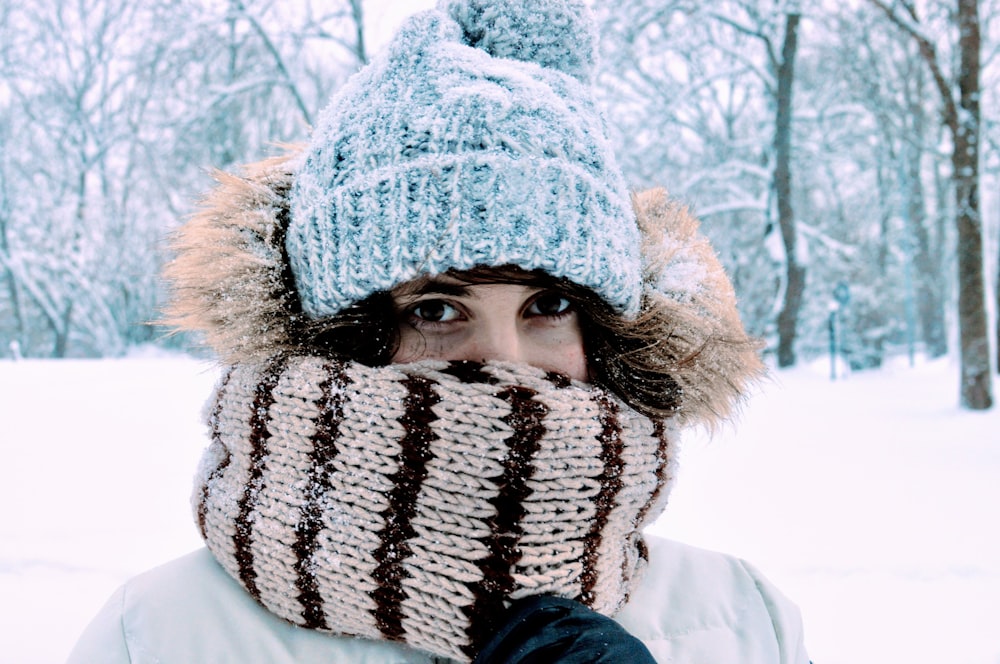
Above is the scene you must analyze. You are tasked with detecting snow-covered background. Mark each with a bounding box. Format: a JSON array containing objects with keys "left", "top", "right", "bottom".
[
  {"left": 1, "top": 351, "right": 997, "bottom": 663},
  {"left": 2, "top": 0, "right": 998, "bottom": 661}
]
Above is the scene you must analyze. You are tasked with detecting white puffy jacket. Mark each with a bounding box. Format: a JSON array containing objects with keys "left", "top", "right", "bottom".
[{"left": 67, "top": 535, "right": 809, "bottom": 663}]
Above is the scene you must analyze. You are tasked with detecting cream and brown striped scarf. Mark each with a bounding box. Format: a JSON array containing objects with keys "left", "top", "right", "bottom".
[{"left": 194, "top": 357, "right": 676, "bottom": 662}]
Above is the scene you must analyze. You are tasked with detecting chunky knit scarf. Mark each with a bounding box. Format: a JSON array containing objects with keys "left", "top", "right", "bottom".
[{"left": 194, "top": 357, "right": 676, "bottom": 662}]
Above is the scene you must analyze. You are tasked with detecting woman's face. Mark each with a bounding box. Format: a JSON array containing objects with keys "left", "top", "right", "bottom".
[{"left": 390, "top": 275, "right": 588, "bottom": 381}]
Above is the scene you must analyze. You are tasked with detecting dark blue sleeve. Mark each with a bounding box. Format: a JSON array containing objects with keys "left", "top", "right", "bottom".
[{"left": 472, "top": 595, "right": 657, "bottom": 664}]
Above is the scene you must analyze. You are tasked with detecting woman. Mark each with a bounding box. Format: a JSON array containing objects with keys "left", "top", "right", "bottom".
[{"left": 68, "top": 1, "right": 809, "bottom": 662}]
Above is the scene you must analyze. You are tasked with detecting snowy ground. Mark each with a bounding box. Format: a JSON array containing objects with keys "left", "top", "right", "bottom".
[{"left": 1, "top": 351, "right": 998, "bottom": 664}]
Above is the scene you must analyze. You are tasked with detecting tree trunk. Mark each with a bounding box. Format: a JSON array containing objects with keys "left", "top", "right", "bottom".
[
  {"left": 53, "top": 302, "right": 73, "bottom": 358},
  {"left": 0, "top": 228, "right": 25, "bottom": 351},
  {"left": 349, "top": 0, "right": 368, "bottom": 66},
  {"left": 899, "top": 65, "right": 947, "bottom": 358},
  {"left": 775, "top": 13, "right": 802, "bottom": 368},
  {"left": 870, "top": 0, "right": 993, "bottom": 406},
  {"left": 954, "top": 0, "right": 992, "bottom": 408},
  {"left": 903, "top": 134, "right": 947, "bottom": 358},
  {"left": 0, "top": 155, "right": 25, "bottom": 349}
]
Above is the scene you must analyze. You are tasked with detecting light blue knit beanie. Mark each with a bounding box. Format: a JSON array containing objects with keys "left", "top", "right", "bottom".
[{"left": 286, "top": 0, "right": 642, "bottom": 318}]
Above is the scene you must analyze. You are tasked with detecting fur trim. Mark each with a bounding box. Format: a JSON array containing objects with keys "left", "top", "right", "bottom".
[
  {"left": 162, "top": 152, "right": 763, "bottom": 429},
  {"left": 162, "top": 152, "right": 306, "bottom": 361},
  {"left": 633, "top": 189, "right": 764, "bottom": 428}
]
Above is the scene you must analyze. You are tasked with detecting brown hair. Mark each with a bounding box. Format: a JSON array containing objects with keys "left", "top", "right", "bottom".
[
  {"left": 301, "top": 265, "right": 689, "bottom": 418},
  {"left": 162, "top": 152, "right": 762, "bottom": 428}
]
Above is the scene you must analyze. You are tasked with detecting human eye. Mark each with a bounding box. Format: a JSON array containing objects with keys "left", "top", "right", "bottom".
[
  {"left": 407, "top": 299, "right": 462, "bottom": 324},
  {"left": 526, "top": 292, "right": 574, "bottom": 318}
]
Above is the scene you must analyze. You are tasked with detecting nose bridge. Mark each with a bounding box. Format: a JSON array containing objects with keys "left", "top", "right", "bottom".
[{"left": 473, "top": 312, "right": 524, "bottom": 364}]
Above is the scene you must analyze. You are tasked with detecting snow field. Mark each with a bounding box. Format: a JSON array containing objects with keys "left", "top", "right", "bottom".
[{"left": 1, "top": 354, "right": 998, "bottom": 663}]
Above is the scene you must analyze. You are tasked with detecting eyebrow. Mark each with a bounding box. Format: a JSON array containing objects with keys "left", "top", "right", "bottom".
[{"left": 392, "top": 279, "right": 472, "bottom": 299}]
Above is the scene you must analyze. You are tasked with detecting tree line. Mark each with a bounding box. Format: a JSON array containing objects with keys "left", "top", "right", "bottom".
[
  {"left": 1, "top": 0, "right": 997, "bottom": 409},
  {"left": 595, "top": 0, "right": 997, "bottom": 409}
]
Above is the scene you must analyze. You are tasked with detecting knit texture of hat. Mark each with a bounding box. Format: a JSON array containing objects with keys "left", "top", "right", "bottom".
[
  {"left": 286, "top": 0, "right": 642, "bottom": 319},
  {"left": 195, "top": 357, "right": 675, "bottom": 662}
]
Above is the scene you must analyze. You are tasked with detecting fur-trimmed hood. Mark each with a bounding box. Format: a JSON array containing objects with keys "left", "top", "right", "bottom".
[{"left": 162, "top": 149, "right": 763, "bottom": 429}]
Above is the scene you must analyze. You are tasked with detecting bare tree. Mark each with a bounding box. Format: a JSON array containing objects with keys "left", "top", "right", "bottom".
[
  {"left": 986, "top": 3, "right": 1000, "bottom": 374},
  {"left": 0, "top": 0, "right": 371, "bottom": 357},
  {"left": 828, "top": 6, "right": 949, "bottom": 360},
  {"left": 772, "top": 12, "right": 802, "bottom": 367},
  {"left": 867, "top": 0, "right": 993, "bottom": 409},
  {"left": 598, "top": 1, "right": 806, "bottom": 365}
]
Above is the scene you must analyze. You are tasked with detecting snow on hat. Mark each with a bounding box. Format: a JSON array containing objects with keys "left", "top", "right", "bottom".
[{"left": 286, "top": 0, "right": 642, "bottom": 319}]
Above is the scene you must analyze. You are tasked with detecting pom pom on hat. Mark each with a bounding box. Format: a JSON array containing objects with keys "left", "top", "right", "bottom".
[
  {"left": 286, "top": 0, "right": 641, "bottom": 319},
  {"left": 440, "top": 0, "right": 597, "bottom": 81}
]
